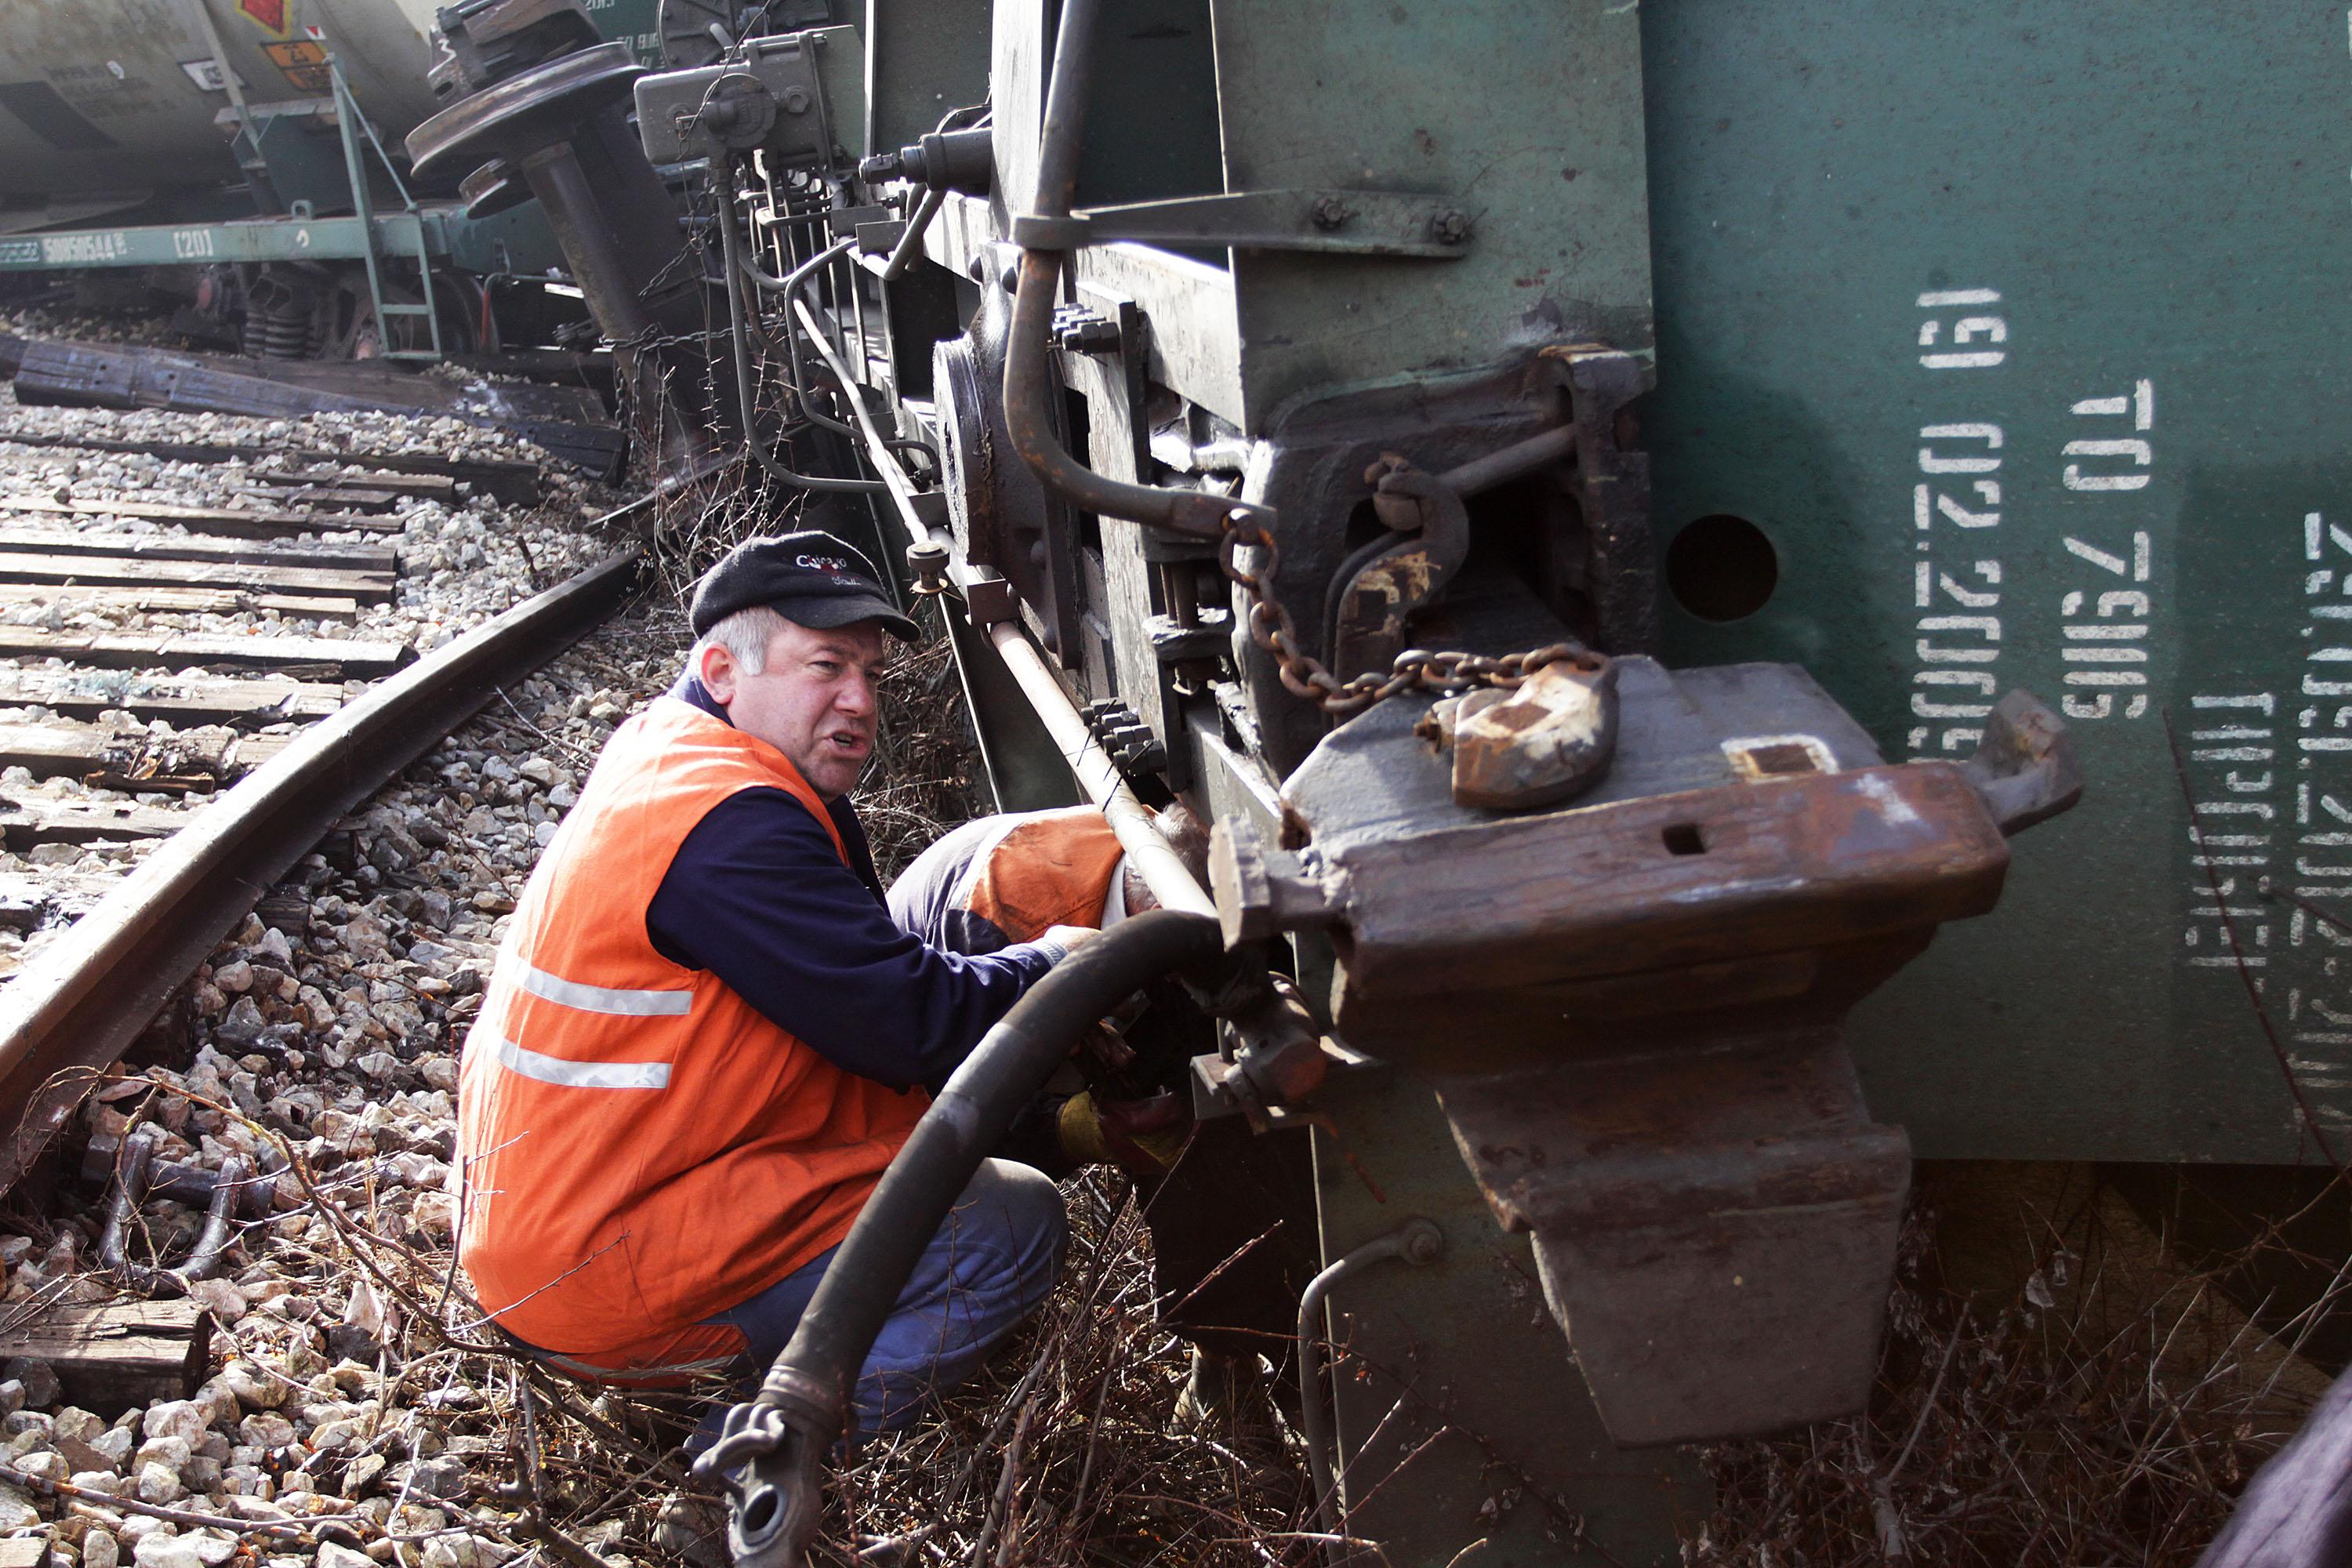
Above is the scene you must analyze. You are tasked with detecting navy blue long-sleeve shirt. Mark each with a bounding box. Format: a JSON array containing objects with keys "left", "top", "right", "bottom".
[{"left": 641, "top": 677, "right": 1061, "bottom": 1091}]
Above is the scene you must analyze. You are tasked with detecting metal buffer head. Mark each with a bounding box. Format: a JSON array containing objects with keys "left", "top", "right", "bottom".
[
  {"left": 858, "top": 126, "right": 994, "bottom": 196},
  {"left": 1212, "top": 662, "right": 2083, "bottom": 1446}
]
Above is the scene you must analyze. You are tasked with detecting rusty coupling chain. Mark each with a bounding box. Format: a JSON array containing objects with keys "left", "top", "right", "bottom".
[{"left": 1214, "top": 507, "right": 1587, "bottom": 716}]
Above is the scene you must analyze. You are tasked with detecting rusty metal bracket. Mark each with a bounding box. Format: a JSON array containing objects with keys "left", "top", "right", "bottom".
[
  {"left": 1189, "top": 1036, "right": 1387, "bottom": 1125},
  {"left": 1207, "top": 815, "right": 1344, "bottom": 949},
  {"left": 1327, "top": 456, "right": 1473, "bottom": 681}
]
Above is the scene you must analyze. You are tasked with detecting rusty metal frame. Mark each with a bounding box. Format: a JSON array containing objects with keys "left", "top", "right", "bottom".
[{"left": 0, "top": 550, "right": 643, "bottom": 1192}]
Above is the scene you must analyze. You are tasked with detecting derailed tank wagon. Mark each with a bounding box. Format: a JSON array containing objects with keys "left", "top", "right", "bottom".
[
  {"left": 412, "top": 1, "right": 2352, "bottom": 1562},
  {"left": 0, "top": 0, "right": 699, "bottom": 360}
]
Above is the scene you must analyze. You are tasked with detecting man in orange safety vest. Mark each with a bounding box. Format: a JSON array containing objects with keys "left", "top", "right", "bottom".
[{"left": 456, "top": 532, "right": 1098, "bottom": 1435}]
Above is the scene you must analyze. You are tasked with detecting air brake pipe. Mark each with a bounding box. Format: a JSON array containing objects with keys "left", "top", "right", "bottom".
[
  {"left": 1296, "top": 1219, "right": 1445, "bottom": 1558},
  {"left": 1000, "top": 0, "right": 1251, "bottom": 540},
  {"left": 713, "top": 213, "right": 882, "bottom": 495},
  {"left": 712, "top": 910, "right": 1225, "bottom": 1568},
  {"left": 786, "top": 298, "right": 1217, "bottom": 921}
]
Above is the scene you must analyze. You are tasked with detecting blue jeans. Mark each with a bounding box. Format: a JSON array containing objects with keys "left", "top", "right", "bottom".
[{"left": 698, "top": 1157, "right": 1067, "bottom": 1439}]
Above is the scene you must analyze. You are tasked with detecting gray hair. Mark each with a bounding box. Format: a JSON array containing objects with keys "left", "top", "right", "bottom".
[{"left": 688, "top": 603, "right": 789, "bottom": 678}]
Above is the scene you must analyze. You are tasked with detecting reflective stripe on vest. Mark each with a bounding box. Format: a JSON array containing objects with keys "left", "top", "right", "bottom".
[
  {"left": 495, "top": 1036, "right": 672, "bottom": 1091},
  {"left": 515, "top": 961, "right": 692, "bottom": 1017}
]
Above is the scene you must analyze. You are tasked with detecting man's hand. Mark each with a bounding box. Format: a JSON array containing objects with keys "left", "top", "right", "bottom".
[{"left": 1040, "top": 924, "right": 1098, "bottom": 957}]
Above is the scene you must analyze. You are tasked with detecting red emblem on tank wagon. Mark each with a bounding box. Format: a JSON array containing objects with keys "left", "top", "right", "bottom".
[{"left": 237, "top": 0, "right": 292, "bottom": 38}]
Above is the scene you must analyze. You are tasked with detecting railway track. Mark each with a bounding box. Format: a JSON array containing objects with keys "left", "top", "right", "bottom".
[{"left": 0, "top": 390, "right": 644, "bottom": 1195}]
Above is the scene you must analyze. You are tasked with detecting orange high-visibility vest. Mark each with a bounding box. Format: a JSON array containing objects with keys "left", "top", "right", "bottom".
[
  {"left": 456, "top": 697, "right": 927, "bottom": 1371},
  {"left": 961, "top": 808, "right": 1126, "bottom": 942}
]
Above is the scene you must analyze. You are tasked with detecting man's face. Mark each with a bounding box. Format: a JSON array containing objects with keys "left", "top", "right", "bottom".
[{"left": 700, "top": 616, "right": 889, "bottom": 800}]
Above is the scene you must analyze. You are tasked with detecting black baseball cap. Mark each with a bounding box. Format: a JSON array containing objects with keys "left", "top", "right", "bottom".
[{"left": 689, "top": 531, "right": 919, "bottom": 641}]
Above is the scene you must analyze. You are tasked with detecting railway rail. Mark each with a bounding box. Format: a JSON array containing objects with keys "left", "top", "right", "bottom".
[{"left": 0, "top": 387, "right": 644, "bottom": 1196}]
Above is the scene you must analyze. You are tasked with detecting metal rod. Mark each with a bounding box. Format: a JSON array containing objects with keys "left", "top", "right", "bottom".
[
  {"left": 788, "top": 296, "right": 945, "bottom": 540},
  {"left": 987, "top": 620, "right": 1216, "bottom": 919},
  {"left": 181, "top": 0, "right": 252, "bottom": 122},
  {"left": 789, "top": 296, "right": 1217, "bottom": 921},
  {"left": 730, "top": 202, "right": 866, "bottom": 445},
  {"left": 1298, "top": 1219, "right": 1444, "bottom": 1559},
  {"left": 882, "top": 185, "right": 947, "bottom": 282},
  {"left": 1435, "top": 423, "right": 1577, "bottom": 498},
  {"left": 520, "top": 142, "right": 655, "bottom": 342}
]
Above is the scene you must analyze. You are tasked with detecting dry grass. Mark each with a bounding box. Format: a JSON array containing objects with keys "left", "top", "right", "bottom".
[
  {"left": 805, "top": 1173, "right": 1311, "bottom": 1567},
  {"left": 1687, "top": 1163, "right": 2337, "bottom": 1567},
  {"left": 292, "top": 1127, "right": 1303, "bottom": 1568}
]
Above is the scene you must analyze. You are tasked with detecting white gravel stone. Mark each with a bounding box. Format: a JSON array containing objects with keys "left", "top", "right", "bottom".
[
  {"left": 83, "top": 1530, "right": 119, "bottom": 1568},
  {"left": 133, "top": 1459, "right": 184, "bottom": 1504},
  {"left": 421, "top": 1537, "right": 512, "bottom": 1568},
  {"left": 183, "top": 1533, "right": 237, "bottom": 1568},
  {"left": 132, "top": 1436, "right": 191, "bottom": 1474},
  {"left": 220, "top": 1362, "right": 283, "bottom": 1411},
  {"left": 238, "top": 1412, "right": 296, "bottom": 1449},
  {"left": 343, "top": 1452, "right": 386, "bottom": 1494},
  {"left": 141, "top": 1402, "right": 208, "bottom": 1445},
  {"left": 130, "top": 1537, "right": 201, "bottom": 1568},
  {"left": 220, "top": 1465, "right": 274, "bottom": 1499},
  {"left": 16, "top": 1447, "right": 69, "bottom": 1482},
  {"left": 54, "top": 1408, "right": 104, "bottom": 1444}
]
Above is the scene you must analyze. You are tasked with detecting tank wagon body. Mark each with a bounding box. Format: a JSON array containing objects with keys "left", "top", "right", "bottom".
[
  {"left": 0, "top": 0, "right": 684, "bottom": 358},
  {"left": 0, "top": 0, "right": 445, "bottom": 207},
  {"left": 401, "top": 2, "right": 2347, "bottom": 1564}
]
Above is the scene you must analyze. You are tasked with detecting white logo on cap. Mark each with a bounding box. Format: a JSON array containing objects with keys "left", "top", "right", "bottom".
[{"left": 796, "top": 554, "right": 849, "bottom": 573}]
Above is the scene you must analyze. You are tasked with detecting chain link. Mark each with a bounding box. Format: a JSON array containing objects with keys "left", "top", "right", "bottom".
[{"left": 1215, "top": 509, "right": 1592, "bottom": 716}]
